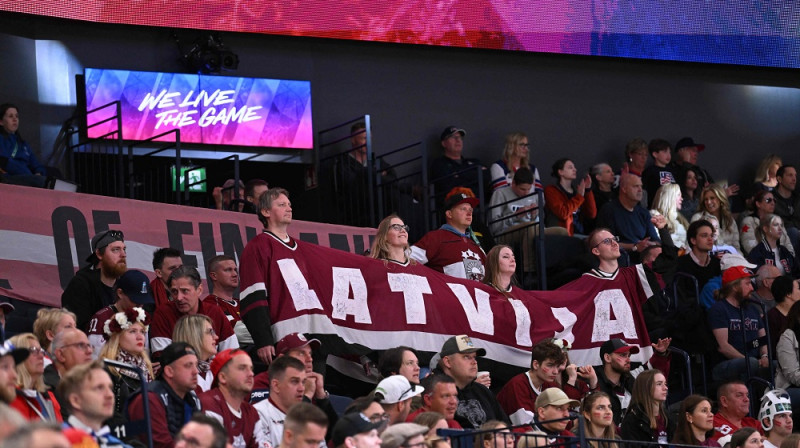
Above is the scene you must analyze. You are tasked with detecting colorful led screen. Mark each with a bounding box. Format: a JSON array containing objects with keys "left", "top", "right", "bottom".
[
  {"left": 7, "top": 2, "right": 800, "bottom": 69},
  {"left": 84, "top": 68, "right": 313, "bottom": 149}
]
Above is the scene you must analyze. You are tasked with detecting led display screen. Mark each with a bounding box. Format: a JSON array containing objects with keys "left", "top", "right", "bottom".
[
  {"left": 6, "top": 2, "right": 800, "bottom": 69},
  {"left": 84, "top": 68, "right": 313, "bottom": 149}
]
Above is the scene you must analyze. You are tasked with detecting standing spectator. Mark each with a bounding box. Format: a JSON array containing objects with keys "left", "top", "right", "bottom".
[
  {"left": 767, "top": 276, "right": 800, "bottom": 357},
  {"left": 581, "top": 391, "right": 618, "bottom": 448},
  {"left": 775, "top": 301, "right": 800, "bottom": 410},
  {"left": 711, "top": 381, "right": 762, "bottom": 441},
  {"left": 642, "top": 139, "right": 676, "bottom": 208},
  {"left": 61, "top": 229, "right": 127, "bottom": 331},
  {"left": 671, "top": 394, "right": 720, "bottom": 447},
  {"left": 773, "top": 165, "right": 800, "bottom": 252},
  {"left": 127, "top": 342, "right": 202, "bottom": 448},
  {"left": 8, "top": 333, "right": 61, "bottom": 422},
  {"left": 173, "top": 315, "right": 219, "bottom": 393},
  {"left": 150, "top": 248, "right": 182, "bottom": 309},
  {"left": 741, "top": 191, "right": 795, "bottom": 257},
  {"left": 0, "top": 340, "right": 28, "bottom": 404},
  {"left": 0, "top": 103, "right": 47, "bottom": 188},
  {"left": 677, "top": 165, "right": 703, "bottom": 220},
  {"left": 596, "top": 174, "right": 661, "bottom": 254},
  {"left": 620, "top": 370, "right": 671, "bottom": 445},
  {"left": 544, "top": 158, "right": 596, "bottom": 236},
  {"left": 692, "top": 184, "right": 741, "bottom": 253},
  {"left": 213, "top": 178, "right": 245, "bottom": 211},
  {"left": 748, "top": 215, "right": 799, "bottom": 277},
  {"left": 650, "top": 184, "right": 689, "bottom": 250},
  {"left": 244, "top": 179, "right": 269, "bottom": 214},
  {"left": 489, "top": 132, "right": 542, "bottom": 193},
  {"left": 87, "top": 269, "right": 154, "bottom": 355},
  {"left": 758, "top": 389, "right": 793, "bottom": 448},
  {"left": 430, "top": 126, "right": 487, "bottom": 207},
  {"left": 482, "top": 245, "right": 520, "bottom": 294},
  {"left": 753, "top": 155, "right": 783, "bottom": 194}
]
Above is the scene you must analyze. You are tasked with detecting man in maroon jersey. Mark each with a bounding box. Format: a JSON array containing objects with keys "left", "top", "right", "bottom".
[
  {"left": 204, "top": 255, "right": 249, "bottom": 343},
  {"left": 86, "top": 269, "right": 154, "bottom": 354}
]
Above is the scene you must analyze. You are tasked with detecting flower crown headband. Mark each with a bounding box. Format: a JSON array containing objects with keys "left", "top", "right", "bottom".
[{"left": 104, "top": 307, "right": 151, "bottom": 336}]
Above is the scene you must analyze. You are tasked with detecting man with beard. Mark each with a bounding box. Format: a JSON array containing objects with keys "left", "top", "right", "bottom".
[
  {"left": 62, "top": 229, "right": 127, "bottom": 330},
  {"left": 201, "top": 349, "right": 267, "bottom": 448},
  {"left": 57, "top": 360, "right": 128, "bottom": 447},
  {"left": 0, "top": 340, "right": 28, "bottom": 404}
]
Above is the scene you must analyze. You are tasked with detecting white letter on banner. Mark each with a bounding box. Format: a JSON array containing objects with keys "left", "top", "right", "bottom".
[
  {"left": 447, "top": 284, "right": 494, "bottom": 335},
  {"left": 387, "top": 273, "right": 431, "bottom": 324},
  {"left": 508, "top": 299, "right": 532, "bottom": 346},
  {"left": 551, "top": 307, "right": 576, "bottom": 344},
  {"left": 591, "top": 289, "right": 637, "bottom": 342},
  {"left": 331, "top": 268, "right": 372, "bottom": 324},
  {"left": 276, "top": 259, "right": 323, "bottom": 311}
]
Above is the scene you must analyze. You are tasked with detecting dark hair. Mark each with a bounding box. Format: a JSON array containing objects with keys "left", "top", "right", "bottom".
[
  {"left": 686, "top": 219, "right": 714, "bottom": 249},
  {"left": 344, "top": 395, "right": 380, "bottom": 415},
  {"left": 530, "top": 338, "right": 566, "bottom": 367},
  {"left": 513, "top": 167, "right": 534, "bottom": 185},
  {"left": 0, "top": 103, "right": 20, "bottom": 138},
  {"left": 245, "top": 179, "right": 268, "bottom": 200},
  {"left": 630, "top": 369, "right": 667, "bottom": 430},
  {"left": 184, "top": 413, "right": 228, "bottom": 448},
  {"left": 676, "top": 165, "right": 703, "bottom": 199},
  {"left": 671, "top": 394, "right": 713, "bottom": 446},
  {"left": 351, "top": 122, "right": 366, "bottom": 134},
  {"left": 751, "top": 189, "right": 774, "bottom": 212},
  {"left": 152, "top": 247, "right": 182, "bottom": 271},
  {"left": 207, "top": 255, "right": 236, "bottom": 276},
  {"left": 648, "top": 138, "right": 671, "bottom": 155},
  {"left": 777, "top": 164, "right": 796, "bottom": 179},
  {"left": 168, "top": 265, "right": 202, "bottom": 288},
  {"left": 550, "top": 158, "right": 572, "bottom": 179},
  {"left": 268, "top": 355, "right": 305, "bottom": 380},
  {"left": 785, "top": 301, "right": 800, "bottom": 339},
  {"left": 730, "top": 427, "right": 760, "bottom": 448},
  {"left": 378, "top": 346, "right": 417, "bottom": 379},
  {"left": 285, "top": 402, "right": 329, "bottom": 434},
  {"left": 771, "top": 275, "right": 795, "bottom": 304},
  {"left": 421, "top": 374, "right": 456, "bottom": 396},
  {"left": 256, "top": 187, "right": 290, "bottom": 228}
]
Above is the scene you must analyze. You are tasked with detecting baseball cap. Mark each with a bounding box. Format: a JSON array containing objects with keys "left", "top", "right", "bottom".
[
  {"left": 115, "top": 270, "right": 155, "bottom": 305},
  {"left": 0, "top": 340, "right": 29, "bottom": 365},
  {"left": 674, "top": 137, "right": 705, "bottom": 153},
  {"left": 374, "top": 375, "right": 424, "bottom": 404},
  {"left": 332, "top": 412, "right": 385, "bottom": 447},
  {"left": 600, "top": 339, "right": 640, "bottom": 358},
  {"left": 210, "top": 348, "right": 247, "bottom": 387},
  {"left": 275, "top": 333, "right": 321, "bottom": 355},
  {"left": 720, "top": 253, "right": 757, "bottom": 271},
  {"left": 440, "top": 335, "right": 486, "bottom": 357},
  {"left": 0, "top": 301, "right": 14, "bottom": 314},
  {"left": 535, "top": 387, "right": 580, "bottom": 409},
  {"left": 86, "top": 229, "right": 125, "bottom": 263},
  {"left": 380, "top": 423, "right": 429, "bottom": 448},
  {"left": 440, "top": 126, "right": 466, "bottom": 141},
  {"left": 722, "top": 265, "right": 755, "bottom": 287},
  {"left": 443, "top": 187, "right": 480, "bottom": 211},
  {"left": 158, "top": 342, "right": 197, "bottom": 377}
]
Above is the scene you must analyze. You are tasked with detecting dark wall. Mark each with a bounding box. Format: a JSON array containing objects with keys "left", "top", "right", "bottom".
[{"left": 3, "top": 12, "right": 800, "bottom": 198}]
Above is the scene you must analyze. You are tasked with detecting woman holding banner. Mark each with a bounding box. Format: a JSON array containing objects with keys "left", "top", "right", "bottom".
[
  {"left": 483, "top": 245, "right": 518, "bottom": 294},
  {"left": 370, "top": 214, "right": 416, "bottom": 266}
]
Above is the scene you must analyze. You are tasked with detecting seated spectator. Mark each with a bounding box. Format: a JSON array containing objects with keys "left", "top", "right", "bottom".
[
  {"left": 97, "top": 307, "right": 153, "bottom": 427},
  {"left": 475, "top": 420, "right": 516, "bottom": 448},
  {"left": 434, "top": 335, "right": 508, "bottom": 428},
  {"left": 530, "top": 389, "right": 577, "bottom": 445},
  {"left": 281, "top": 402, "right": 329, "bottom": 448},
  {"left": 483, "top": 245, "right": 520, "bottom": 294},
  {"left": 370, "top": 214, "right": 415, "bottom": 266},
  {"left": 0, "top": 340, "right": 28, "bottom": 406},
  {"left": 729, "top": 428, "right": 765, "bottom": 448},
  {"left": 375, "top": 375, "right": 424, "bottom": 425},
  {"left": 642, "top": 138, "right": 676, "bottom": 208},
  {"left": 127, "top": 342, "right": 202, "bottom": 448},
  {"left": 758, "top": 389, "right": 793, "bottom": 448},
  {"left": 711, "top": 381, "right": 762, "bottom": 441},
  {"left": 378, "top": 346, "right": 420, "bottom": 384},
  {"left": 381, "top": 423, "right": 428, "bottom": 448},
  {"left": 213, "top": 178, "right": 245, "bottom": 211},
  {"left": 57, "top": 360, "right": 128, "bottom": 447},
  {"left": 768, "top": 276, "right": 800, "bottom": 357},
  {"left": 244, "top": 179, "right": 269, "bottom": 214},
  {"left": 748, "top": 214, "right": 799, "bottom": 277},
  {"left": 671, "top": 137, "right": 727, "bottom": 197},
  {"left": 87, "top": 269, "right": 154, "bottom": 355},
  {"left": 0, "top": 104, "right": 47, "bottom": 188},
  {"left": 61, "top": 229, "right": 127, "bottom": 331},
  {"left": 497, "top": 338, "right": 567, "bottom": 426},
  {"left": 43, "top": 328, "right": 93, "bottom": 396},
  {"left": 406, "top": 374, "right": 461, "bottom": 429},
  {"left": 590, "top": 162, "right": 617, "bottom": 215},
  {"left": 175, "top": 414, "right": 227, "bottom": 448},
  {"left": 410, "top": 191, "right": 486, "bottom": 281},
  {"left": 671, "top": 394, "right": 720, "bottom": 447},
  {"left": 0, "top": 301, "right": 13, "bottom": 344},
  {"left": 596, "top": 174, "right": 662, "bottom": 255},
  {"left": 581, "top": 391, "right": 618, "bottom": 448},
  {"left": 677, "top": 220, "right": 722, "bottom": 293},
  {"left": 412, "top": 411, "right": 448, "bottom": 439},
  {"left": 31, "top": 308, "right": 76, "bottom": 361},
  {"left": 552, "top": 339, "right": 598, "bottom": 401},
  {"left": 620, "top": 370, "right": 670, "bottom": 444},
  {"left": 489, "top": 132, "right": 542, "bottom": 193},
  {"left": 173, "top": 315, "right": 218, "bottom": 393},
  {"left": 741, "top": 191, "right": 795, "bottom": 256},
  {"left": 650, "top": 183, "right": 689, "bottom": 250},
  {"left": 775, "top": 301, "right": 800, "bottom": 410},
  {"left": 773, "top": 165, "right": 800, "bottom": 252},
  {"left": 698, "top": 253, "right": 756, "bottom": 311},
  {"left": 544, "top": 158, "right": 596, "bottom": 236},
  {"left": 331, "top": 411, "right": 384, "bottom": 448},
  {"left": 677, "top": 165, "right": 703, "bottom": 220},
  {"left": 8, "top": 333, "right": 61, "bottom": 422},
  {"left": 753, "top": 155, "right": 783, "bottom": 195},
  {"left": 623, "top": 138, "right": 649, "bottom": 178},
  {"left": 489, "top": 167, "right": 539, "bottom": 234},
  {"left": 692, "top": 184, "right": 741, "bottom": 253},
  {"left": 430, "top": 126, "right": 487, "bottom": 207},
  {"left": 254, "top": 356, "right": 309, "bottom": 448},
  {"left": 752, "top": 265, "right": 782, "bottom": 312},
  {"left": 1, "top": 422, "right": 72, "bottom": 448},
  {"left": 150, "top": 266, "right": 238, "bottom": 356},
  {"left": 150, "top": 247, "right": 182, "bottom": 308}
]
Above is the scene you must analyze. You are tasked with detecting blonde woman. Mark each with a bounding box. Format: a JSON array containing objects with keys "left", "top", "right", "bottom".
[
  {"left": 173, "top": 314, "right": 218, "bottom": 392},
  {"left": 8, "top": 333, "right": 61, "bottom": 422},
  {"left": 489, "top": 132, "right": 542, "bottom": 192},
  {"left": 753, "top": 154, "right": 782, "bottom": 192},
  {"left": 692, "top": 184, "right": 740, "bottom": 252},
  {"left": 98, "top": 307, "right": 153, "bottom": 426},
  {"left": 32, "top": 308, "right": 77, "bottom": 357},
  {"left": 581, "top": 391, "right": 618, "bottom": 448},
  {"left": 650, "top": 184, "right": 689, "bottom": 250},
  {"left": 370, "top": 214, "right": 415, "bottom": 266}
]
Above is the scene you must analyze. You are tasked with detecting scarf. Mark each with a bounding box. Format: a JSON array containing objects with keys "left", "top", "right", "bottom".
[
  {"left": 198, "top": 359, "right": 211, "bottom": 377},
  {"left": 117, "top": 349, "right": 153, "bottom": 382}
]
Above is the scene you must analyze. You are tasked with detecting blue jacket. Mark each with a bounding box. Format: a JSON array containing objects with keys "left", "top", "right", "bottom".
[
  {"left": 0, "top": 131, "right": 45, "bottom": 175},
  {"left": 747, "top": 239, "right": 799, "bottom": 277}
]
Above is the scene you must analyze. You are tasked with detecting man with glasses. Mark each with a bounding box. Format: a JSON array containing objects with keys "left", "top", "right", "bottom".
[
  {"left": 87, "top": 269, "right": 155, "bottom": 355},
  {"left": 751, "top": 265, "right": 781, "bottom": 312},
  {"left": 375, "top": 375, "right": 424, "bottom": 425},
  {"left": 43, "top": 328, "right": 93, "bottom": 399},
  {"left": 254, "top": 356, "right": 307, "bottom": 448},
  {"left": 405, "top": 374, "right": 461, "bottom": 428},
  {"left": 62, "top": 229, "right": 127, "bottom": 330}
]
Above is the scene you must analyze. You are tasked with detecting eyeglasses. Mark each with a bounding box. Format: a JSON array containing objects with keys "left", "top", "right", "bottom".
[
  {"left": 389, "top": 224, "right": 410, "bottom": 233},
  {"left": 62, "top": 342, "right": 93, "bottom": 352},
  {"left": 764, "top": 197, "right": 774, "bottom": 203},
  {"left": 28, "top": 346, "right": 46, "bottom": 356},
  {"left": 204, "top": 328, "right": 217, "bottom": 337},
  {"left": 518, "top": 143, "right": 530, "bottom": 147},
  {"left": 405, "top": 442, "right": 427, "bottom": 448},
  {"left": 593, "top": 236, "right": 620, "bottom": 249},
  {"left": 367, "top": 412, "right": 390, "bottom": 423}
]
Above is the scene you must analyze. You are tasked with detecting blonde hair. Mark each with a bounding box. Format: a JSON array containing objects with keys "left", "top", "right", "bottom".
[
  {"left": 630, "top": 370, "right": 667, "bottom": 430},
  {"left": 651, "top": 184, "right": 689, "bottom": 233},
  {"left": 754, "top": 154, "right": 782, "bottom": 184},
  {"left": 502, "top": 132, "right": 530, "bottom": 169},
  {"left": 581, "top": 391, "right": 619, "bottom": 448},
  {"left": 9, "top": 333, "right": 46, "bottom": 392},
  {"left": 756, "top": 214, "right": 783, "bottom": 242},
  {"left": 369, "top": 214, "right": 412, "bottom": 263},
  {"left": 98, "top": 321, "right": 154, "bottom": 379},
  {"left": 173, "top": 314, "right": 214, "bottom": 360},
  {"left": 698, "top": 184, "right": 734, "bottom": 231},
  {"left": 32, "top": 308, "right": 76, "bottom": 351}
]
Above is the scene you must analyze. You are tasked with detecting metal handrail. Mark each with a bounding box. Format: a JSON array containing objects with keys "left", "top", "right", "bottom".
[{"left": 103, "top": 358, "right": 153, "bottom": 448}]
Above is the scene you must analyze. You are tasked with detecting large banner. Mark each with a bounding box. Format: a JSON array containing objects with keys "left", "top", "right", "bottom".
[{"left": 0, "top": 184, "right": 374, "bottom": 308}]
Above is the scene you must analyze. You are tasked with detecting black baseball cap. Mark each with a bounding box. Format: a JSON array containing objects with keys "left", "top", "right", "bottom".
[
  {"left": 332, "top": 412, "right": 384, "bottom": 447},
  {"left": 86, "top": 229, "right": 125, "bottom": 264},
  {"left": 600, "top": 339, "right": 640, "bottom": 358},
  {"left": 0, "top": 341, "right": 29, "bottom": 365},
  {"left": 115, "top": 270, "right": 154, "bottom": 305},
  {"left": 440, "top": 126, "right": 466, "bottom": 141},
  {"left": 157, "top": 342, "right": 197, "bottom": 377}
]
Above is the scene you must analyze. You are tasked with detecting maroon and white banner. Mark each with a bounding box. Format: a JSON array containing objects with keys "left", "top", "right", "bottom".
[{"left": 0, "top": 184, "right": 375, "bottom": 308}]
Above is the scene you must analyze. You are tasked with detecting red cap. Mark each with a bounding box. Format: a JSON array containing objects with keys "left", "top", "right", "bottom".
[
  {"left": 276, "top": 333, "right": 321, "bottom": 355},
  {"left": 210, "top": 349, "right": 247, "bottom": 387},
  {"left": 722, "top": 265, "right": 755, "bottom": 287}
]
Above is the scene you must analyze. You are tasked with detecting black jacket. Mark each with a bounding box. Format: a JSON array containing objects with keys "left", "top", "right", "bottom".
[{"left": 61, "top": 267, "right": 115, "bottom": 330}]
